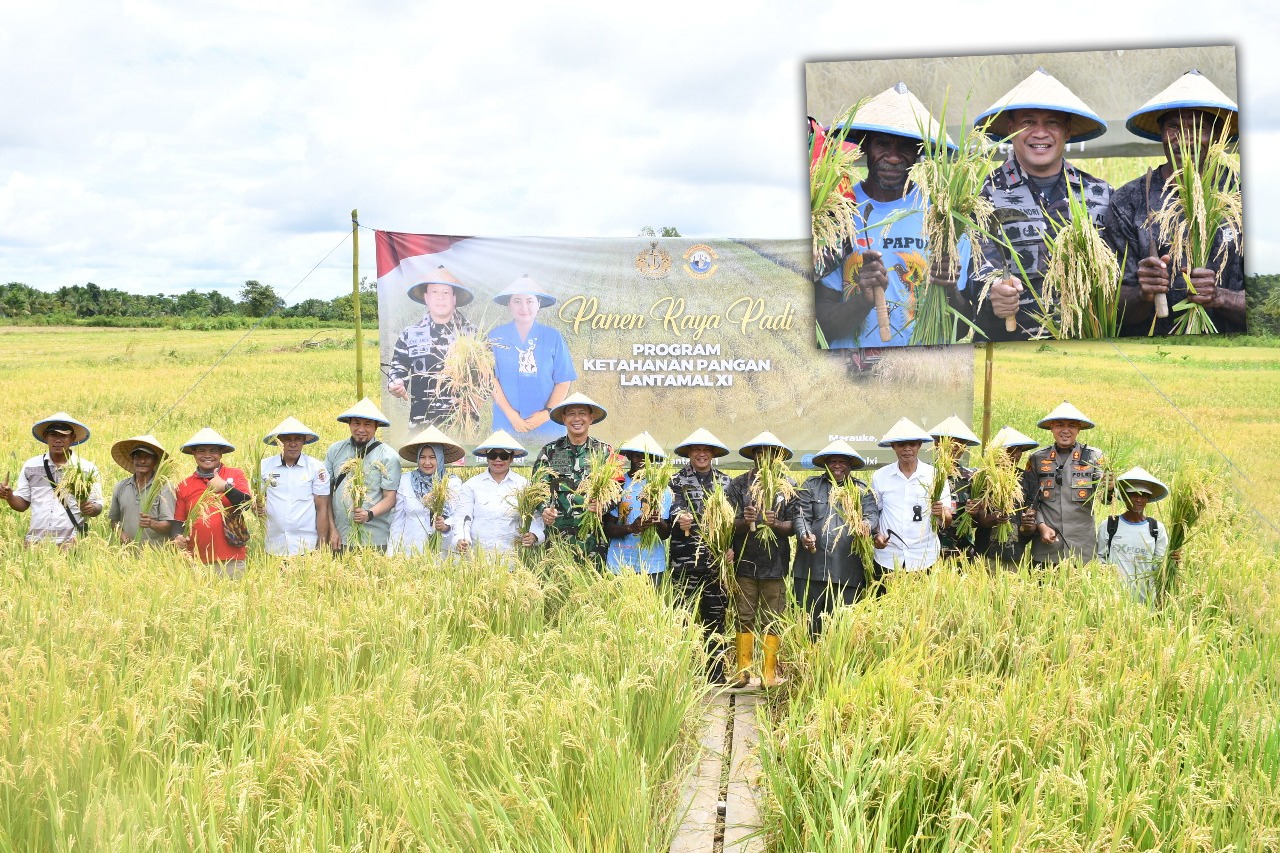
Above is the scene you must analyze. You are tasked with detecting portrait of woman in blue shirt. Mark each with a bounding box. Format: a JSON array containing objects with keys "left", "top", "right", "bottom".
[{"left": 487, "top": 274, "right": 577, "bottom": 446}]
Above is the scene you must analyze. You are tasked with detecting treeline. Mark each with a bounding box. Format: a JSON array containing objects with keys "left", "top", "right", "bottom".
[
  {"left": 1246, "top": 274, "right": 1280, "bottom": 337},
  {"left": 0, "top": 279, "right": 377, "bottom": 327}
]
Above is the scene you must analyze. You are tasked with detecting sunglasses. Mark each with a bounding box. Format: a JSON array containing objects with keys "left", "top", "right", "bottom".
[{"left": 486, "top": 451, "right": 513, "bottom": 461}]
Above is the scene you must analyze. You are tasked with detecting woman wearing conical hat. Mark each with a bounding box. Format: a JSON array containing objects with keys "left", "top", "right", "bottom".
[
  {"left": 813, "top": 82, "right": 973, "bottom": 350},
  {"left": 1105, "top": 69, "right": 1244, "bottom": 336},
  {"left": 454, "top": 430, "right": 546, "bottom": 555},
  {"left": 386, "top": 262, "right": 479, "bottom": 427},
  {"left": 603, "top": 432, "right": 672, "bottom": 584},
  {"left": 1, "top": 412, "right": 103, "bottom": 547},
  {"left": 388, "top": 426, "right": 466, "bottom": 557},
  {"left": 969, "top": 67, "right": 1114, "bottom": 341},
  {"left": 487, "top": 274, "right": 577, "bottom": 446}
]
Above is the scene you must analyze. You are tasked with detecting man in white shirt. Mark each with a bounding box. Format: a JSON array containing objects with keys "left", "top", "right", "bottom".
[
  {"left": 1, "top": 412, "right": 103, "bottom": 546},
  {"left": 455, "top": 430, "right": 545, "bottom": 555},
  {"left": 258, "top": 416, "right": 330, "bottom": 556},
  {"left": 871, "top": 417, "right": 951, "bottom": 573}
]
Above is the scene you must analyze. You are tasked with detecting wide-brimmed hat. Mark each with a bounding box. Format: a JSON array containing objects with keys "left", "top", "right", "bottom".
[
  {"left": 549, "top": 392, "right": 607, "bottom": 425},
  {"left": 111, "top": 434, "right": 168, "bottom": 472},
  {"left": 473, "top": 429, "right": 529, "bottom": 460},
  {"left": 1126, "top": 69, "right": 1239, "bottom": 142},
  {"left": 619, "top": 432, "right": 666, "bottom": 459},
  {"left": 739, "top": 431, "right": 793, "bottom": 461},
  {"left": 833, "top": 82, "right": 956, "bottom": 152},
  {"left": 337, "top": 397, "right": 391, "bottom": 427},
  {"left": 1116, "top": 466, "right": 1169, "bottom": 502},
  {"left": 493, "top": 274, "right": 557, "bottom": 308},
  {"left": 405, "top": 263, "right": 476, "bottom": 307},
  {"left": 877, "top": 417, "right": 933, "bottom": 447},
  {"left": 181, "top": 428, "right": 235, "bottom": 454},
  {"left": 32, "top": 412, "right": 90, "bottom": 446},
  {"left": 1037, "top": 401, "right": 1095, "bottom": 430},
  {"left": 264, "top": 416, "right": 319, "bottom": 445},
  {"left": 399, "top": 426, "right": 466, "bottom": 465},
  {"left": 673, "top": 428, "right": 730, "bottom": 459},
  {"left": 927, "top": 415, "right": 981, "bottom": 447},
  {"left": 991, "top": 426, "right": 1039, "bottom": 452},
  {"left": 974, "top": 67, "right": 1107, "bottom": 143},
  {"left": 811, "top": 439, "right": 866, "bottom": 470}
]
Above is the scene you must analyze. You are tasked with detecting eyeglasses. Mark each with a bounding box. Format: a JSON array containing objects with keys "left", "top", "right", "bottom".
[{"left": 486, "top": 451, "right": 513, "bottom": 461}]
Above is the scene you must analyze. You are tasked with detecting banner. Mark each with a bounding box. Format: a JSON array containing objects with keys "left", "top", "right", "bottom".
[{"left": 376, "top": 234, "right": 974, "bottom": 469}]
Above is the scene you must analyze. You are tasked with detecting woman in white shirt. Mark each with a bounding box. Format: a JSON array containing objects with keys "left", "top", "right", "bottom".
[
  {"left": 389, "top": 426, "right": 465, "bottom": 556},
  {"left": 455, "top": 429, "right": 545, "bottom": 555}
]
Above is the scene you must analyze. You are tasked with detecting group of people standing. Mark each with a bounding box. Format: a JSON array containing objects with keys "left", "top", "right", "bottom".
[
  {"left": 1, "top": 396, "right": 1173, "bottom": 684},
  {"left": 815, "top": 66, "right": 1243, "bottom": 347}
]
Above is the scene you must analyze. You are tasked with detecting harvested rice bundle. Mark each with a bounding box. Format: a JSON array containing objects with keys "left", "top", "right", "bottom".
[
  {"left": 1156, "top": 462, "right": 1219, "bottom": 603},
  {"left": 422, "top": 475, "right": 452, "bottom": 552},
  {"left": 811, "top": 103, "right": 865, "bottom": 275},
  {"left": 436, "top": 326, "right": 497, "bottom": 435},
  {"left": 338, "top": 456, "right": 389, "bottom": 546},
  {"left": 929, "top": 437, "right": 959, "bottom": 532},
  {"left": 137, "top": 453, "right": 178, "bottom": 526},
  {"left": 697, "top": 480, "right": 738, "bottom": 596},
  {"left": 957, "top": 441, "right": 1024, "bottom": 546},
  {"left": 513, "top": 474, "right": 552, "bottom": 545},
  {"left": 636, "top": 455, "right": 677, "bottom": 551},
  {"left": 1036, "top": 183, "right": 1121, "bottom": 339},
  {"left": 1148, "top": 124, "right": 1242, "bottom": 335},
  {"left": 747, "top": 449, "right": 799, "bottom": 550},
  {"left": 53, "top": 455, "right": 98, "bottom": 507},
  {"left": 575, "top": 450, "right": 626, "bottom": 543},
  {"left": 826, "top": 473, "right": 875, "bottom": 567}
]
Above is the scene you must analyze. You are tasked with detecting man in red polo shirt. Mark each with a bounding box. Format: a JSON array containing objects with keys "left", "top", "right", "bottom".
[{"left": 173, "top": 427, "right": 252, "bottom": 578}]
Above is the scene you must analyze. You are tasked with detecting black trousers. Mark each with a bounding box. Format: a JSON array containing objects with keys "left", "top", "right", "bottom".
[{"left": 669, "top": 568, "right": 730, "bottom": 676}]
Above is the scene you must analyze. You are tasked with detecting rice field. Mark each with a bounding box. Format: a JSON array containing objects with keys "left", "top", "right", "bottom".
[{"left": 756, "top": 338, "right": 1280, "bottom": 851}]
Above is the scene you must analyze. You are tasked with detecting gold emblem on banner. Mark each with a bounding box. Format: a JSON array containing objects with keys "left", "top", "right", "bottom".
[
  {"left": 683, "top": 244, "right": 719, "bottom": 280},
  {"left": 635, "top": 241, "right": 672, "bottom": 279}
]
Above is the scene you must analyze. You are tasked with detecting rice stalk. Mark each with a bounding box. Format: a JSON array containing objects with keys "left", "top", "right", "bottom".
[
  {"left": 1036, "top": 181, "right": 1121, "bottom": 339},
  {"left": 929, "top": 438, "right": 959, "bottom": 532},
  {"left": 514, "top": 474, "right": 552, "bottom": 543},
  {"left": 811, "top": 102, "right": 866, "bottom": 274},
  {"left": 747, "top": 449, "right": 799, "bottom": 550},
  {"left": 243, "top": 436, "right": 272, "bottom": 516},
  {"left": 338, "top": 457, "right": 369, "bottom": 547},
  {"left": 635, "top": 456, "right": 677, "bottom": 551},
  {"left": 52, "top": 453, "right": 98, "bottom": 507},
  {"left": 1156, "top": 462, "right": 1218, "bottom": 604},
  {"left": 696, "top": 480, "right": 737, "bottom": 597},
  {"left": 826, "top": 473, "right": 875, "bottom": 567},
  {"left": 575, "top": 450, "right": 625, "bottom": 543},
  {"left": 957, "top": 442, "right": 1024, "bottom": 546},
  {"left": 137, "top": 453, "right": 178, "bottom": 521},
  {"left": 422, "top": 475, "right": 452, "bottom": 552},
  {"left": 436, "top": 324, "right": 497, "bottom": 437},
  {"left": 1148, "top": 122, "right": 1242, "bottom": 335}
]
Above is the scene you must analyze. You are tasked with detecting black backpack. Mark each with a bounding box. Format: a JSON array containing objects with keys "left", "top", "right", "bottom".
[{"left": 1103, "top": 515, "right": 1160, "bottom": 559}]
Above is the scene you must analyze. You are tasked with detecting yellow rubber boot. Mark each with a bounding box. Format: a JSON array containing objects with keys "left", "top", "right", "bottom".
[
  {"left": 732, "top": 632, "right": 754, "bottom": 688},
  {"left": 762, "top": 634, "right": 783, "bottom": 688}
]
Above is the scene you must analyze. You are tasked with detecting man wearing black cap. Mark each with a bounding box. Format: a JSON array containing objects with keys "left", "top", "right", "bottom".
[{"left": 1, "top": 414, "right": 103, "bottom": 546}]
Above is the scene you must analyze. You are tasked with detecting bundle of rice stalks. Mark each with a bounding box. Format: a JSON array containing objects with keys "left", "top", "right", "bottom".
[
  {"left": 53, "top": 454, "right": 98, "bottom": 507},
  {"left": 422, "top": 475, "right": 452, "bottom": 552},
  {"left": 811, "top": 103, "right": 865, "bottom": 274},
  {"left": 635, "top": 455, "right": 677, "bottom": 551},
  {"left": 436, "top": 325, "right": 497, "bottom": 436},
  {"left": 747, "top": 450, "right": 799, "bottom": 550},
  {"left": 929, "top": 438, "right": 960, "bottom": 532},
  {"left": 907, "top": 101, "right": 997, "bottom": 345},
  {"left": 826, "top": 474, "right": 875, "bottom": 567},
  {"left": 137, "top": 453, "right": 178, "bottom": 522},
  {"left": 1148, "top": 123, "right": 1242, "bottom": 335},
  {"left": 1155, "top": 462, "right": 1219, "bottom": 604},
  {"left": 244, "top": 437, "right": 272, "bottom": 515},
  {"left": 514, "top": 474, "right": 552, "bottom": 543},
  {"left": 956, "top": 441, "right": 1024, "bottom": 546},
  {"left": 1033, "top": 182, "right": 1122, "bottom": 339},
  {"left": 696, "top": 481, "right": 737, "bottom": 596},
  {"left": 575, "top": 450, "right": 625, "bottom": 543},
  {"left": 337, "top": 456, "right": 387, "bottom": 547}
]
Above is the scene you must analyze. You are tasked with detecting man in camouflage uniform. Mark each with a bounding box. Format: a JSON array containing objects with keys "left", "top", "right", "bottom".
[
  {"left": 668, "top": 428, "right": 734, "bottom": 683},
  {"left": 387, "top": 264, "right": 477, "bottom": 426},
  {"left": 532, "top": 392, "right": 614, "bottom": 565},
  {"left": 1106, "top": 71, "right": 1244, "bottom": 336},
  {"left": 1026, "top": 402, "right": 1105, "bottom": 565},
  {"left": 970, "top": 69, "right": 1113, "bottom": 340}
]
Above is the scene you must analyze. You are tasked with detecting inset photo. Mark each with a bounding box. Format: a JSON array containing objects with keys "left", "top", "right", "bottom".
[{"left": 807, "top": 46, "right": 1241, "bottom": 348}]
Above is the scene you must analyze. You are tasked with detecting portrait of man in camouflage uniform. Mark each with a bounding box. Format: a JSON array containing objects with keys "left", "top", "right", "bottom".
[{"left": 386, "top": 264, "right": 478, "bottom": 426}]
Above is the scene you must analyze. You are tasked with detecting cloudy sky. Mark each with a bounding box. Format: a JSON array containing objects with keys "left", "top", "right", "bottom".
[{"left": 1, "top": 0, "right": 1275, "bottom": 304}]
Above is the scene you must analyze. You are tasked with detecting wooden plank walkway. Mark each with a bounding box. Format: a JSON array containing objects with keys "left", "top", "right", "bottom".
[{"left": 670, "top": 689, "right": 765, "bottom": 853}]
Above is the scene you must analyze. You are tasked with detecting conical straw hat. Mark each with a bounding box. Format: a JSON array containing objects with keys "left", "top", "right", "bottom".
[
  {"left": 264, "top": 416, "right": 319, "bottom": 445},
  {"left": 111, "top": 434, "right": 168, "bottom": 472},
  {"left": 619, "top": 431, "right": 666, "bottom": 459},
  {"left": 181, "top": 427, "right": 235, "bottom": 454},
  {"left": 673, "top": 428, "right": 730, "bottom": 459},
  {"left": 834, "top": 82, "right": 956, "bottom": 151},
  {"left": 493, "top": 274, "right": 557, "bottom": 308},
  {"left": 974, "top": 67, "right": 1107, "bottom": 143},
  {"left": 1037, "top": 401, "right": 1095, "bottom": 430},
  {"left": 927, "top": 415, "right": 981, "bottom": 447},
  {"left": 473, "top": 429, "right": 529, "bottom": 460},
  {"left": 399, "top": 425, "right": 466, "bottom": 465},
  {"left": 1126, "top": 69, "right": 1238, "bottom": 142},
  {"left": 336, "top": 397, "right": 391, "bottom": 426},
  {"left": 32, "top": 412, "right": 90, "bottom": 446},
  {"left": 404, "top": 262, "right": 476, "bottom": 306},
  {"left": 549, "top": 392, "right": 607, "bottom": 424},
  {"left": 739, "top": 431, "right": 793, "bottom": 461},
  {"left": 991, "top": 425, "right": 1039, "bottom": 452},
  {"left": 811, "top": 439, "right": 866, "bottom": 470},
  {"left": 877, "top": 417, "right": 933, "bottom": 447},
  {"left": 1116, "top": 466, "right": 1169, "bottom": 502}
]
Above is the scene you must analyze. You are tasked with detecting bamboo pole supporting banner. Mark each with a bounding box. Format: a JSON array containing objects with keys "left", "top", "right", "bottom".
[
  {"left": 352, "top": 209, "right": 363, "bottom": 400},
  {"left": 981, "top": 342, "right": 994, "bottom": 446}
]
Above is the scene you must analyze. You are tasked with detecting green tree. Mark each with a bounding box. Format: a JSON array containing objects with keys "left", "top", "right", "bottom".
[{"left": 238, "top": 280, "right": 285, "bottom": 318}]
